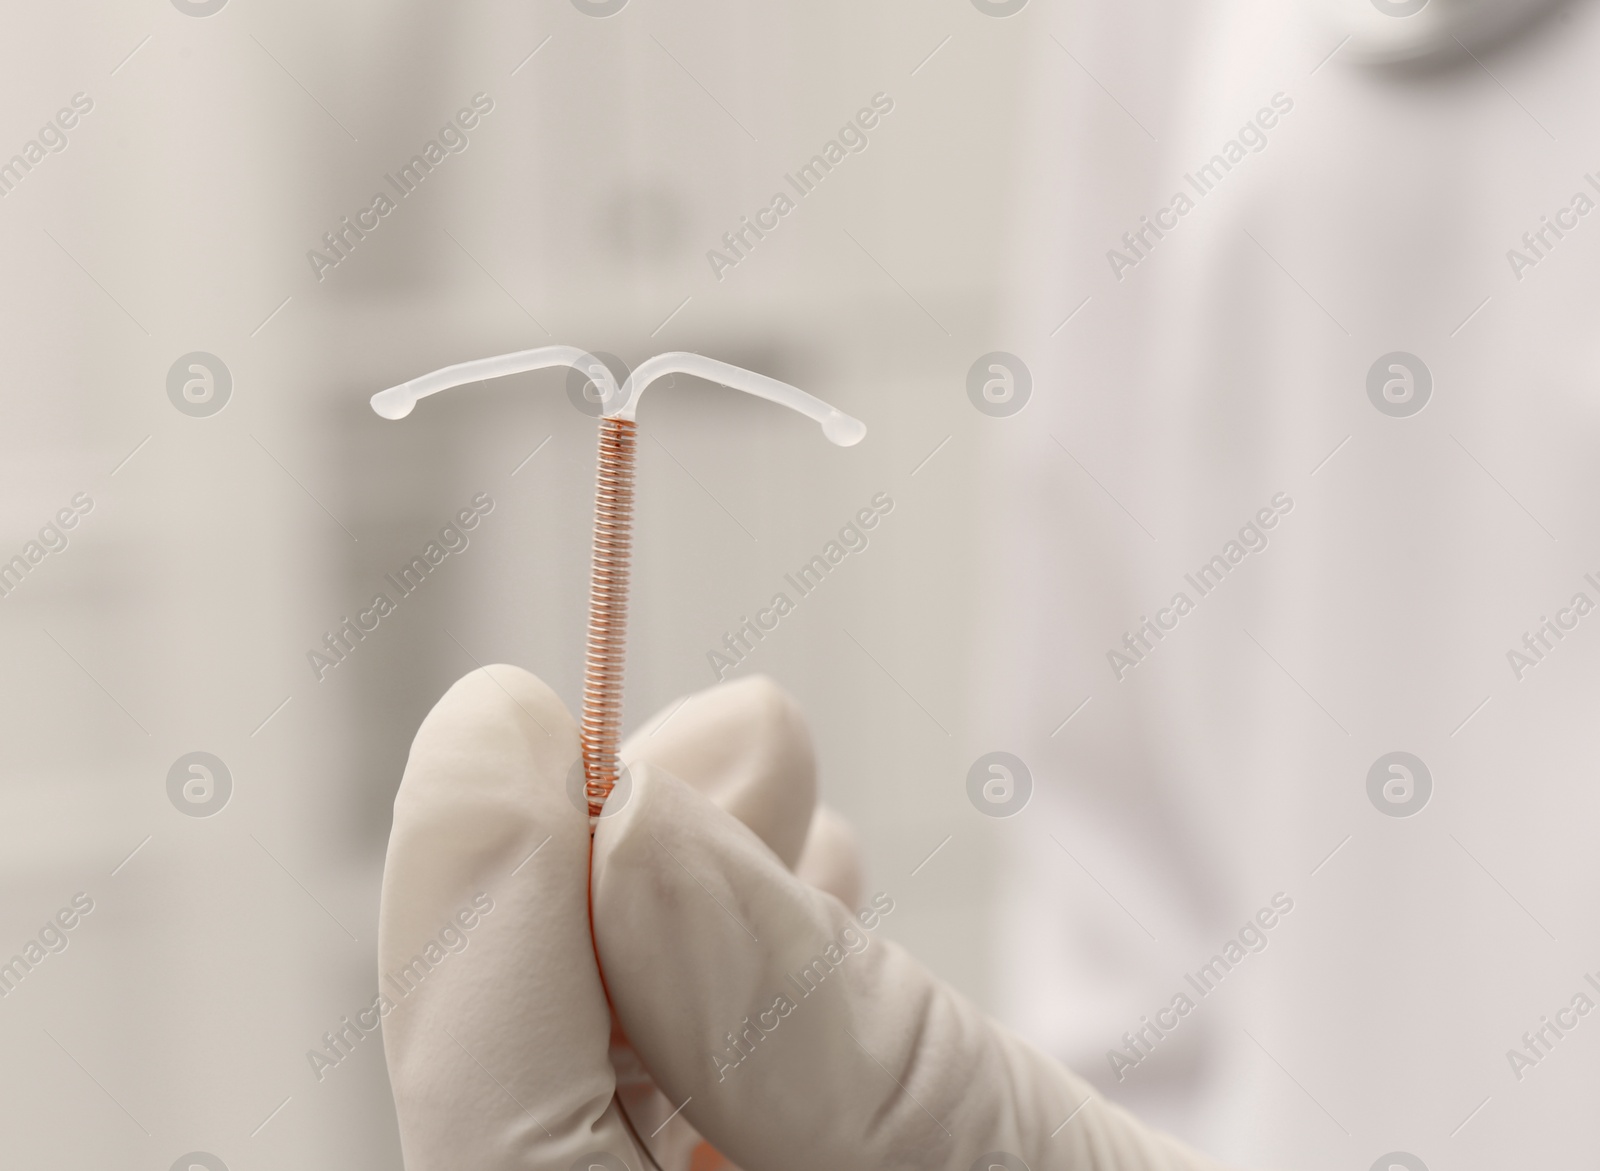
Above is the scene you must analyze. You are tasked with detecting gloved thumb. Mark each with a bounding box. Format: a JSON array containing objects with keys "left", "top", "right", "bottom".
[
  {"left": 377, "top": 665, "right": 644, "bottom": 1170},
  {"left": 591, "top": 765, "right": 1227, "bottom": 1171}
]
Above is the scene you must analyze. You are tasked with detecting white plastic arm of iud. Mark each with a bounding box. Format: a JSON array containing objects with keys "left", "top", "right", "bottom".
[
  {"left": 615, "top": 352, "right": 865, "bottom": 446},
  {"left": 368, "top": 346, "right": 866, "bottom": 447},
  {"left": 369, "top": 345, "right": 618, "bottom": 420}
]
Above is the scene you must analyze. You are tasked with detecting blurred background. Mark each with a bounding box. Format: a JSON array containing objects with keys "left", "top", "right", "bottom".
[{"left": 3, "top": 0, "right": 1599, "bottom": 1168}]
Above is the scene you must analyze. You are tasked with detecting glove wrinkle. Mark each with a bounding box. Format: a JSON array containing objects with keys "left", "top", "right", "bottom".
[{"left": 594, "top": 765, "right": 1229, "bottom": 1171}]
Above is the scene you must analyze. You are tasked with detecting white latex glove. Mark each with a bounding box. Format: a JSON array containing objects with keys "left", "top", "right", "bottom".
[{"left": 378, "top": 666, "right": 1229, "bottom": 1171}]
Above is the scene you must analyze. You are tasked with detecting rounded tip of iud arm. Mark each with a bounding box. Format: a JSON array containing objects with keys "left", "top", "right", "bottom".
[
  {"left": 823, "top": 412, "right": 867, "bottom": 447},
  {"left": 369, "top": 346, "right": 615, "bottom": 422},
  {"left": 370, "top": 385, "right": 416, "bottom": 419}
]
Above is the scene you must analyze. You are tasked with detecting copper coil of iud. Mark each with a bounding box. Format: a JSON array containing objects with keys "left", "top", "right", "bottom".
[{"left": 581, "top": 416, "right": 638, "bottom": 821}]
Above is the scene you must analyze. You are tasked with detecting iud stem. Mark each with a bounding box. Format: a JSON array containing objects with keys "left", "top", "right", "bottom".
[{"left": 581, "top": 416, "right": 637, "bottom": 824}]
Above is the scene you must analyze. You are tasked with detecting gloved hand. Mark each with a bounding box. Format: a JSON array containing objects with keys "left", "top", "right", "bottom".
[{"left": 378, "top": 666, "right": 1228, "bottom": 1171}]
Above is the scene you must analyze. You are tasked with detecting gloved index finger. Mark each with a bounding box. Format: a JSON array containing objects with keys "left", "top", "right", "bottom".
[{"left": 619, "top": 675, "right": 817, "bottom": 871}]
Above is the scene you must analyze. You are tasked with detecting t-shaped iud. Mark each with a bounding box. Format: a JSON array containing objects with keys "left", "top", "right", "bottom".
[{"left": 372, "top": 346, "right": 866, "bottom": 826}]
